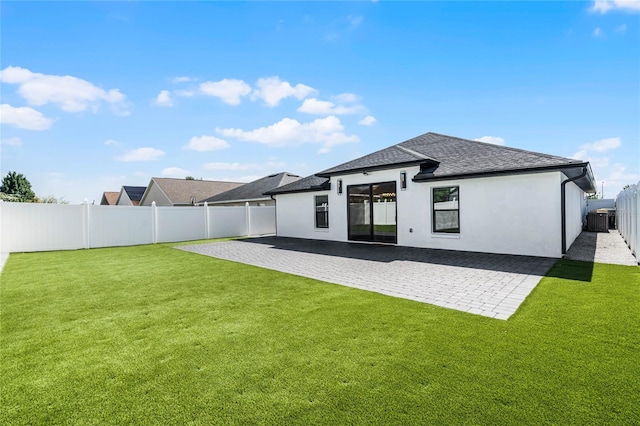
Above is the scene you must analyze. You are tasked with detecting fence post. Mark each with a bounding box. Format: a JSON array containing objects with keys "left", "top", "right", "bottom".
[
  {"left": 204, "top": 202, "right": 210, "bottom": 239},
  {"left": 245, "top": 202, "right": 251, "bottom": 236},
  {"left": 152, "top": 201, "right": 157, "bottom": 244},
  {"left": 84, "top": 199, "right": 91, "bottom": 249}
]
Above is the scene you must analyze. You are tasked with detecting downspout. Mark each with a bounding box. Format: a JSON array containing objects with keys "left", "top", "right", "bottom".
[
  {"left": 270, "top": 195, "right": 277, "bottom": 236},
  {"left": 561, "top": 167, "right": 588, "bottom": 255}
]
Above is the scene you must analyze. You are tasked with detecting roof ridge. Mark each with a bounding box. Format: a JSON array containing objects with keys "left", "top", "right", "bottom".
[
  {"left": 395, "top": 145, "right": 430, "bottom": 160},
  {"left": 426, "top": 132, "right": 577, "bottom": 162}
]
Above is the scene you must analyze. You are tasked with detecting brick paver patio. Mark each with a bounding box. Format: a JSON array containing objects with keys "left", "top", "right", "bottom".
[{"left": 179, "top": 237, "right": 556, "bottom": 320}]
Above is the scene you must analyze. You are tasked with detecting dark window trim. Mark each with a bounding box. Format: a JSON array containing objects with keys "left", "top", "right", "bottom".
[
  {"left": 432, "top": 186, "right": 460, "bottom": 234},
  {"left": 315, "top": 195, "right": 329, "bottom": 229},
  {"left": 347, "top": 181, "right": 398, "bottom": 243}
]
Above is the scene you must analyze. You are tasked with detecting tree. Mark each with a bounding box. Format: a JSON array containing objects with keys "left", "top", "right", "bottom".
[
  {"left": 185, "top": 176, "right": 195, "bottom": 180},
  {"left": 36, "top": 195, "right": 69, "bottom": 204},
  {"left": 0, "top": 171, "right": 36, "bottom": 202}
]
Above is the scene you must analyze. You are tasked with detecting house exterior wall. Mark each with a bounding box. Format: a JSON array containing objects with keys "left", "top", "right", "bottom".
[
  {"left": 565, "top": 179, "right": 585, "bottom": 251},
  {"left": 140, "top": 182, "right": 172, "bottom": 206},
  {"left": 116, "top": 190, "right": 133, "bottom": 206},
  {"left": 275, "top": 168, "right": 575, "bottom": 258}
]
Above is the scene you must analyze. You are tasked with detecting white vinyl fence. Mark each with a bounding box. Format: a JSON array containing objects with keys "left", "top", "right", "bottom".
[
  {"left": 616, "top": 182, "right": 639, "bottom": 260},
  {"left": 0, "top": 202, "right": 275, "bottom": 253}
]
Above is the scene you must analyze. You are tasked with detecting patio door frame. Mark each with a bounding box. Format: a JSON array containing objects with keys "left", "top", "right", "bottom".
[{"left": 347, "top": 181, "right": 397, "bottom": 244}]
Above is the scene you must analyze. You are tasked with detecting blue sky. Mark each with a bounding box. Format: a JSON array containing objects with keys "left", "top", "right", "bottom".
[{"left": 1, "top": 0, "right": 638, "bottom": 203}]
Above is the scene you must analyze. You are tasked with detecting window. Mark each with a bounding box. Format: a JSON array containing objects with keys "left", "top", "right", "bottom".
[
  {"left": 315, "top": 195, "right": 329, "bottom": 228},
  {"left": 432, "top": 186, "right": 459, "bottom": 233}
]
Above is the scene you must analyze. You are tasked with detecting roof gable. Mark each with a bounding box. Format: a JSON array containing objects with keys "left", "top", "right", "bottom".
[
  {"left": 264, "top": 174, "right": 330, "bottom": 195},
  {"left": 123, "top": 186, "right": 147, "bottom": 201},
  {"left": 201, "top": 172, "right": 301, "bottom": 203},
  {"left": 150, "top": 178, "right": 244, "bottom": 205},
  {"left": 100, "top": 191, "right": 119, "bottom": 205}
]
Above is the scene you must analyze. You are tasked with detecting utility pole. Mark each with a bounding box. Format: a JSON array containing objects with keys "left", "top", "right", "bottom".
[{"left": 601, "top": 181, "right": 604, "bottom": 199}]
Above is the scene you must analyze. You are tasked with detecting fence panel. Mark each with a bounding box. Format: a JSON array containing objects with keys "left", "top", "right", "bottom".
[
  {"left": 616, "top": 182, "right": 639, "bottom": 259},
  {"left": 1, "top": 202, "right": 277, "bottom": 253},
  {"left": 208, "top": 206, "right": 247, "bottom": 238},
  {"left": 0, "top": 203, "right": 85, "bottom": 253},
  {"left": 89, "top": 205, "right": 153, "bottom": 248},
  {"left": 248, "top": 206, "right": 276, "bottom": 235},
  {"left": 156, "top": 206, "right": 207, "bottom": 243}
]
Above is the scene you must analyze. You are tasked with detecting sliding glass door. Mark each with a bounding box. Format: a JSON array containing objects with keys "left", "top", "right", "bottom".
[{"left": 347, "top": 181, "right": 397, "bottom": 243}]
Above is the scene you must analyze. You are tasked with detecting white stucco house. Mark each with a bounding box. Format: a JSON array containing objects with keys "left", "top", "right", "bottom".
[{"left": 265, "top": 132, "right": 596, "bottom": 258}]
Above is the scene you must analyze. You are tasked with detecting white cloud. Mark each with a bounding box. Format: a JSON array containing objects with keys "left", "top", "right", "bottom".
[
  {"left": 578, "top": 137, "right": 621, "bottom": 153},
  {"left": 183, "top": 135, "right": 230, "bottom": 152},
  {"left": 116, "top": 147, "right": 165, "bottom": 162},
  {"left": 0, "top": 66, "right": 127, "bottom": 114},
  {"left": 348, "top": 15, "right": 364, "bottom": 30},
  {"left": 298, "top": 98, "right": 364, "bottom": 115},
  {"left": 602, "top": 163, "right": 639, "bottom": 197},
  {"left": 203, "top": 161, "right": 286, "bottom": 171},
  {"left": 104, "top": 139, "right": 120, "bottom": 146},
  {"left": 234, "top": 175, "right": 264, "bottom": 183},
  {"left": 252, "top": 76, "right": 317, "bottom": 107},
  {"left": 161, "top": 167, "right": 191, "bottom": 177},
  {"left": 203, "top": 162, "right": 254, "bottom": 171},
  {"left": 217, "top": 115, "right": 358, "bottom": 153},
  {"left": 591, "top": 0, "right": 640, "bottom": 14},
  {"left": 199, "top": 79, "right": 251, "bottom": 105},
  {"left": 358, "top": 115, "right": 377, "bottom": 126},
  {"left": 171, "top": 76, "right": 193, "bottom": 83},
  {"left": 0, "top": 103, "right": 54, "bottom": 130},
  {"left": 154, "top": 90, "right": 173, "bottom": 107},
  {"left": 571, "top": 137, "right": 630, "bottom": 197},
  {"left": 616, "top": 23, "right": 628, "bottom": 32},
  {"left": 1, "top": 136, "right": 22, "bottom": 146},
  {"left": 474, "top": 136, "right": 506, "bottom": 146},
  {"left": 333, "top": 93, "right": 360, "bottom": 103},
  {"left": 593, "top": 27, "right": 604, "bottom": 37},
  {"left": 174, "top": 89, "right": 195, "bottom": 97}
]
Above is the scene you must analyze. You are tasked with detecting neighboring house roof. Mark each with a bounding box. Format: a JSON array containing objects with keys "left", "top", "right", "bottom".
[
  {"left": 270, "top": 132, "right": 596, "bottom": 194},
  {"left": 123, "top": 186, "right": 146, "bottom": 202},
  {"left": 141, "top": 178, "right": 245, "bottom": 206},
  {"left": 115, "top": 186, "right": 147, "bottom": 206},
  {"left": 100, "top": 191, "right": 119, "bottom": 205},
  {"left": 200, "top": 172, "right": 301, "bottom": 204},
  {"left": 264, "top": 174, "right": 331, "bottom": 195}
]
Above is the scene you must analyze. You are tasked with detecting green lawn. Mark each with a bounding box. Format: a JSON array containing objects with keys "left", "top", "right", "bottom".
[{"left": 1, "top": 243, "right": 639, "bottom": 425}]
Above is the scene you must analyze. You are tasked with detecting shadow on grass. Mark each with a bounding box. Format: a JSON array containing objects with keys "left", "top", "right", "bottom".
[{"left": 544, "top": 259, "right": 594, "bottom": 282}]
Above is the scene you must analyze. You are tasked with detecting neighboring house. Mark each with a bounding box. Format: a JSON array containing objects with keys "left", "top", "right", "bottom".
[
  {"left": 139, "top": 177, "right": 244, "bottom": 207},
  {"left": 266, "top": 132, "right": 596, "bottom": 258},
  {"left": 100, "top": 191, "right": 119, "bottom": 205},
  {"left": 199, "top": 172, "right": 301, "bottom": 206},
  {"left": 116, "top": 186, "right": 147, "bottom": 206}
]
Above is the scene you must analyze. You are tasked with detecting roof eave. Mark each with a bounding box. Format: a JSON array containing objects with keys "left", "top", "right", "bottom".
[
  {"left": 412, "top": 162, "right": 596, "bottom": 191},
  {"left": 266, "top": 182, "right": 331, "bottom": 196},
  {"left": 317, "top": 160, "right": 426, "bottom": 178}
]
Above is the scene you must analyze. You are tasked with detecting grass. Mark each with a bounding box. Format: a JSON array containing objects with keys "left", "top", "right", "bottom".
[{"left": 1, "top": 243, "right": 639, "bottom": 425}]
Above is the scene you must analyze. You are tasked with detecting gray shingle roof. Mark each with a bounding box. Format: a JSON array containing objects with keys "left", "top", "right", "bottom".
[
  {"left": 269, "top": 132, "right": 596, "bottom": 194},
  {"left": 264, "top": 174, "right": 330, "bottom": 195},
  {"left": 318, "top": 132, "right": 587, "bottom": 178},
  {"left": 200, "top": 172, "right": 301, "bottom": 203},
  {"left": 150, "top": 178, "right": 244, "bottom": 205}
]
